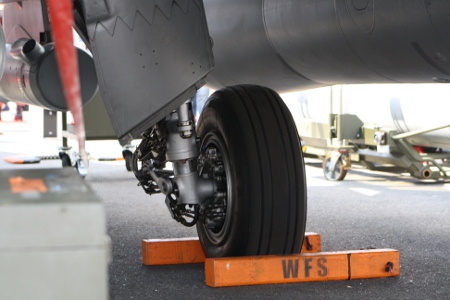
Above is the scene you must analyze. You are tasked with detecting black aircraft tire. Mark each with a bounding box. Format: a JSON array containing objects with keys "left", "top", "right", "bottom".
[{"left": 196, "top": 85, "right": 307, "bottom": 258}]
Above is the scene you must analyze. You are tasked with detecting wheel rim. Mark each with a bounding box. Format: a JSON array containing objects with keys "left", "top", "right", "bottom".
[
  {"left": 198, "top": 132, "right": 233, "bottom": 245},
  {"left": 324, "top": 157, "right": 342, "bottom": 180}
]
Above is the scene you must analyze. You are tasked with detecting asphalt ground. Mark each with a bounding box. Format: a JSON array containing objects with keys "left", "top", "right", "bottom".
[{"left": 1, "top": 119, "right": 450, "bottom": 299}]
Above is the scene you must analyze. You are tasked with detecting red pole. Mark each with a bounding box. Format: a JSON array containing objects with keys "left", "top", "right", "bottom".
[{"left": 47, "top": 0, "right": 88, "bottom": 166}]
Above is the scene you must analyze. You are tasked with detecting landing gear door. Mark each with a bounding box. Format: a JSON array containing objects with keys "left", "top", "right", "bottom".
[{"left": 81, "top": 0, "right": 214, "bottom": 145}]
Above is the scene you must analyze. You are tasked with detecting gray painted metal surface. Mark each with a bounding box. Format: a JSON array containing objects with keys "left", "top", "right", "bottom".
[
  {"left": 2, "top": 0, "right": 47, "bottom": 44},
  {"left": 205, "top": 0, "right": 450, "bottom": 93},
  {"left": 82, "top": 0, "right": 214, "bottom": 145},
  {"left": 43, "top": 110, "right": 57, "bottom": 138},
  {"left": 2, "top": 0, "right": 450, "bottom": 140},
  {"left": 67, "top": 90, "right": 117, "bottom": 140}
]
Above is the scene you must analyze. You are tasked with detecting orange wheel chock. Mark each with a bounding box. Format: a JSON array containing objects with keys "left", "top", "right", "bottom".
[
  {"left": 142, "top": 233, "right": 321, "bottom": 266},
  {"left": 205, "top": 249, "right": 400, "bottom": 287},
  {"left": 141, "top": 233, "right": 399, "bottom": 287}
]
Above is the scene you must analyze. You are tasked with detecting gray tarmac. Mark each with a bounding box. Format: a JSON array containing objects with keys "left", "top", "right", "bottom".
[{"left": 1, "top": 119, "right": 449, "bottom": 299}]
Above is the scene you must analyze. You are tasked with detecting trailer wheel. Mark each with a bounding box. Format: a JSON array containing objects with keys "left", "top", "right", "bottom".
[
  {"left": 196, "top": 85, "right": 307, "bottom": 258},
  {"left": 123, "top": 150, "right": 133, "bottom": 172},
  {"left": 60, "top": 152, "right": 72, "bottom": 167},
  {"left": 323, "top": 153, "right": 347, "bottom": 181}
]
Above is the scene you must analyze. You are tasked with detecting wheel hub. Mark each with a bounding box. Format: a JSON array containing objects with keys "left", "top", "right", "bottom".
[{"left": 197, "top": 134, "right": 233, "bottom": 245}]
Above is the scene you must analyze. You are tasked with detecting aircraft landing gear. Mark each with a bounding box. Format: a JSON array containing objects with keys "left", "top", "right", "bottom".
[
  {"left": 196, "top": 85, "right": 307, "bottom": 257},
  {"left": 132, "top": 101, "right": 215, "bottom": 227},
  {"left": 133, "top": 85, "right": 307, "bottom": 257}
]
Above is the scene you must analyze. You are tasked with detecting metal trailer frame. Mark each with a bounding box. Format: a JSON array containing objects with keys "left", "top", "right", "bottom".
[{"left": 298, "top": 113, "right": 450, "bottom": 181}]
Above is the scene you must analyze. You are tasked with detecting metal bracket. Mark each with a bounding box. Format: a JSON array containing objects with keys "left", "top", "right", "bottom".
[{"left": 328, "top": 151, "right": 342, "bottom": 172}]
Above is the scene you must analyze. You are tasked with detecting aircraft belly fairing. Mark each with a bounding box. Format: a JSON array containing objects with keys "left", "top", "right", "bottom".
[{"left": 205, "top": 0, "right": 450, "bottom": 92}]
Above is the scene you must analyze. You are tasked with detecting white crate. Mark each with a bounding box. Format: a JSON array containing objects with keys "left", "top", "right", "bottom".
[{"left": 0, "top": 168, "right": 111, "bottom": 300}]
